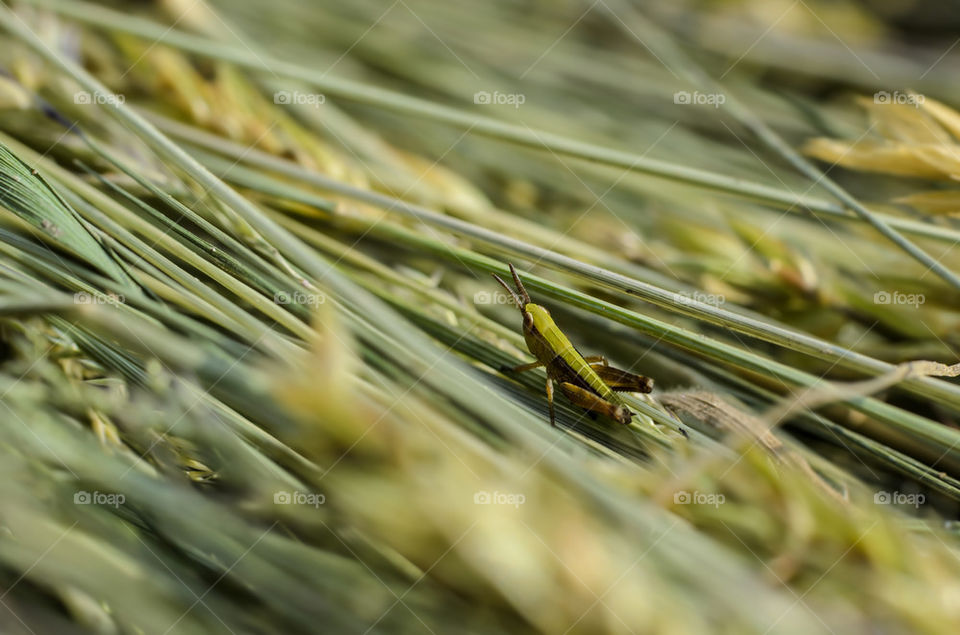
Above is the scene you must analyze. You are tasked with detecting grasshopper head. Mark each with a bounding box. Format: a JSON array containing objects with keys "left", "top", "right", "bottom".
[{"left": 493, "top": 265, "right": 550, "bottom": 352}]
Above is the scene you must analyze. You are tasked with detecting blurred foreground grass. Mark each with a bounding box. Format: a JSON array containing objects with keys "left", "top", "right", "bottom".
[{"left": 0, "top": 0, "right": 960, "bottom": 633}]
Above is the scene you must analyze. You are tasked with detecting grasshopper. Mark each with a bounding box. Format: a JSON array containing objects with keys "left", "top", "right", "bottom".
[{"left": 493, "top": 264, "right": 653, "bottom": 426}]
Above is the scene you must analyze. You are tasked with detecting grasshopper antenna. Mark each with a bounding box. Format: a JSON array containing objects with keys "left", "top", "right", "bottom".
[
  {"left": 492, "top": 270, "right": 525, "bottom": 310},
  {"left": 508, "top": 263, "right": 532, "bottom": 305}
]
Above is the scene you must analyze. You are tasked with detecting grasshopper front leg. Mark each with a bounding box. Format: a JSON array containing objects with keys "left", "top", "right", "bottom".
[
  {"left": 558, "top": 382, "right": 633, "bottom": 424},
  {"left": 500, "top": 360, "right": 545, "bottom": 373}
]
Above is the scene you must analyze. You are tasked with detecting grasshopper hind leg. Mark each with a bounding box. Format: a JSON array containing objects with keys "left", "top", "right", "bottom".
[
  {"left": 558, "top": 382, "right": 633, "bottom": 425},
  {"left": 582, "top": 355, "right": 608, "bottom": 366},
  {"left": 589, "top": 364, "right": 654, "bottom": 394}
]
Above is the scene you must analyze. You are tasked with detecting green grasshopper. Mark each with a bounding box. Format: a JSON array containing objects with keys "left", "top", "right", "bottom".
[{"left": 493, "top": 264, "right": 653, "bottom": 426}]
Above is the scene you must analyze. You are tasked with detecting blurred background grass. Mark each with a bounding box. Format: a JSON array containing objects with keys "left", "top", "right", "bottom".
[{"left": 1, "top": 0, "right": 960, "bottom": 633}]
